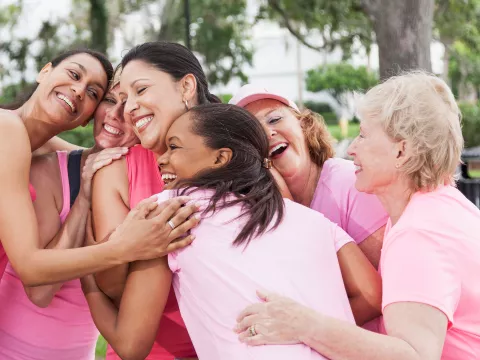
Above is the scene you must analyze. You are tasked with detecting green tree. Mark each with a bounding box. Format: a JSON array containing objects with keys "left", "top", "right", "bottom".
[
  {"left": 89, "top": 0, "right": 108, "bottom": 54},
  {"left": 261, "top": 0, "right": 434, "bottom": 79},
  {"left": 306, "top": 63, "right": 378, "bottom": 107}
]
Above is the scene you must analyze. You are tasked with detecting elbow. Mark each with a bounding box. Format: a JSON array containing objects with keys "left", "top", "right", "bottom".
[
  {"left": 14, "top": 264, "right": 44, "bottom": 287},
  {"left": 115, "top": 338, "right": 153, "bottom": 360},
  {"left": 25, "top": 288, "right": 54, "bottom": 308}
]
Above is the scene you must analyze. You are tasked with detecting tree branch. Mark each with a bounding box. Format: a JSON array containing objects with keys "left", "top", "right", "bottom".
[
  {"left": 360, "top": 0, "right": 379, "bottom": 19},
  {"left": 267, "top": 0, "right": 327, "bottom": 52}
]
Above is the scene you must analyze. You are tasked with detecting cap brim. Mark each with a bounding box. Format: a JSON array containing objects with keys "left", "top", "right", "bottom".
[{"left": 235, "top": 93, "right": 296, "bottom": 110}]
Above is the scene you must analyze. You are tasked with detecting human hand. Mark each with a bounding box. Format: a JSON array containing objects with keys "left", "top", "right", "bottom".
[
  {"left": 80, "top": 147, "right": 129, "bottom": 201},
  {"left": 235, "top": 290, "right": 310, "bottom": 346},
  {"left": 110, "top": 195, "right": 200, "bottom": 262}
]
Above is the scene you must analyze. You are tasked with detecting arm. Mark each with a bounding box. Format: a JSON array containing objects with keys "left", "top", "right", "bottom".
[
  {"left": 25, "top": 150, "right": 127, "bottom": 307},
  {"left": 91, "top": 159, "right": 131, "bottom": 302},
  {"left": 32, "top": 136, "right": 83, "bottom": 157},
  {"left": 357, "top": 226, "right": 385, "bottom": 269},
  {"left": 82, "top": 257, "right": 172, "bottom": 360},
  {"left": 0, "top": 117, "right": 195, "bottom": 286},
  {"left": 337, "top": 241, "right": 382, "bottom": 325}
]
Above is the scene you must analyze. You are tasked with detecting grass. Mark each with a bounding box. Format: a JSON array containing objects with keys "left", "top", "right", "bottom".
[{"left": 327, "top": 122, "right": 360, "bottom": 141}]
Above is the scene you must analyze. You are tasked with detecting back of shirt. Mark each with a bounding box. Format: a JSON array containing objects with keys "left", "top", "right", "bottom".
[
  {"left": 380, "top": 185, "right": 480, "bottom": 360},
  {"left": 162, "top": 190, "right": 355, "bottom": 360}
]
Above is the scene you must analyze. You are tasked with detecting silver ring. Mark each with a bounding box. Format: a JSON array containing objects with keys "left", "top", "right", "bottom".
[
  {"left": 248, "top": 324, "right": 257, "bottom": 337},
  {"left": 167, "top": 220, "right": 175, "bottom": 230}
]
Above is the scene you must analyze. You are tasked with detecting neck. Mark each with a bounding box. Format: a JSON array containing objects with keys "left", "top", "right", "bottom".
[
  {"left": 284, "top": 162, "right": 321, "bottom": 207},
  {"left": 375, "top": 178, "right": 414, "bottom": 225},
  {"left": 14, "top": 98, "right": 58, "bottom": 151}
]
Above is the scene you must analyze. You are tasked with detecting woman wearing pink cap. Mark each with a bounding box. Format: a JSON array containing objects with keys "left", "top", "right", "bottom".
[
  {"left": 235, "top": 72, "right": 480, "bottom": 360},
  {"left": 230, "top": 84, "right": 388, "bottom": 268}
]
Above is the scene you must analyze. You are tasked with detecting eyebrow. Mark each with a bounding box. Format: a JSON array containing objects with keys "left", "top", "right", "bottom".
[
  {"left": 70, "top": 62, "right": 106, "bottom": 93},
  {"left": 130, "top": 78, "right": 150, "bottom": 87},
  {"left": 167, "top": 135, "right": 181, "bottom": 143}
]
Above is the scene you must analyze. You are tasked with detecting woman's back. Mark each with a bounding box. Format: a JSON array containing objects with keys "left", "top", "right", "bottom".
[{"left": 162, "top": 189, "right": 355, "bottom": 360}]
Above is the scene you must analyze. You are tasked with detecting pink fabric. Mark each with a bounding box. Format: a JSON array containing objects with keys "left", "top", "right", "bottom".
[
  {"left": 107, "top": 145, "right": 196, "bottom": 360},
  {"left": 0, "top": 183, "right": 36, "bottom": 283},
  {"left": 160, "top": 189, "right": 355, "bottom": 360},
  {"left": 311, "top": 158, "right": 388, "bottom": 245},
  {"left": 376, "top": 185, "right": 480, "bottom": 360},
  {"left": 0, "top": 151, "right": 98, "bottom": 359}
]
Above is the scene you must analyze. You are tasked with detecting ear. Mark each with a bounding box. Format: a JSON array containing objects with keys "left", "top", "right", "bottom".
[
  {"left": 394, "top": 139, "right": 410, "bottom": 167},
  {"left": 212, "top": 148, "right": 233, "bottom": 168},
  {"left": 180, "top": 74, "right": 197, "bottom": 105},
  {"left": 36, "top": 62, "right": 53, "bottom": 83}
]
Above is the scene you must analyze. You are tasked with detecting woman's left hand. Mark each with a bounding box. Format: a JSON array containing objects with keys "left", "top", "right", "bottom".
[{"left": 235, "top": 290, "right": 310, "bottom": 346}]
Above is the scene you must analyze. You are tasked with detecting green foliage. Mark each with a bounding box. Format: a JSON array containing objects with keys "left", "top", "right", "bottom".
[
  {"left": 218, "top": 93, "right": 233, "bottom": 103},
  {"left": 95, "top": 335, "right": 108, "bottom": 357},
  {"left": 58, "top": 124, "right": 95, "bottom": 148},
  {"left": 302, "top": 100, "right": 333, "bottom": 114},
  {"left": 328, "top": 122, "right": 359, "bottom": 140},
  {"left": 459, "top": 102, "right": 480, "bottom": 148},
  {"left": 306, "top": 63, "right": 378, "bottom": 106},
  {"left": 321, "top": 112, "right": 338, "bottom": 126}
]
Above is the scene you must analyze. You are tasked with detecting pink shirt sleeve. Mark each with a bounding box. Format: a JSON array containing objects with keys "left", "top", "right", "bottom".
[
  {"left": 381, "top": 228, "right": 461, "bottom": 326},
  {"left": 332, "top": 222, "right": 355, "bottom": 252}
]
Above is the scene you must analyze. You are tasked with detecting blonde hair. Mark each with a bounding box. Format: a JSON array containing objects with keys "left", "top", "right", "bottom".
[
  {"left": 294, "top": 108, "right": 335, "bottom": 167},
  {"left": 356, "top": 71, "right": 464, "bottom": 192},
  {"left": 108, "top": 64, "right": 122, "bottom": 91}
]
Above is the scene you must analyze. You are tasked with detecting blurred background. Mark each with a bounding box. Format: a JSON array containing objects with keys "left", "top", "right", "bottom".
[{"left": 1, "top": 1, "right": 480, "bottom": 355}]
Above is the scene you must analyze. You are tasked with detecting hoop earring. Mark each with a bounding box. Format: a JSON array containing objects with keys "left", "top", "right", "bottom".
[{"left": 184, "top": 99, "right": 189, "bottom": 111}]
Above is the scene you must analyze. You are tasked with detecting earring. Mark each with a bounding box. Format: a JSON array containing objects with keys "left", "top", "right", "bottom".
[
  {"left": 183, "top": 99, "right": 189, "bottom": 111},
  {"left": 395, "top": 163, "right": 400, "bottom": 169}
]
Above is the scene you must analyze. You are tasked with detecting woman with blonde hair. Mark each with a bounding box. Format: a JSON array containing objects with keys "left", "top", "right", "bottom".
[
  {"left": 235, "top": 72, "right": 480, "bottom": 360},
  {"left": 230, "top": 85, "right": 388, "bottom": 268}
]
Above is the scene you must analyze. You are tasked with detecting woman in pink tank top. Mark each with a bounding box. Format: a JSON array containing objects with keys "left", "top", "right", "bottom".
[
  {"left": 90, "top": 42, "right": 222, "bottom": 360},
  {"left": 0, "top": 79, "right": 139, "bottom": 359}
]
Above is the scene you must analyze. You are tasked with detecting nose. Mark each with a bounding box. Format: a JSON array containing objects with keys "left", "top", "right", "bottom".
[
  {"left": 106, "top": 102, "right": 124, "bottom": 123},
  {"left": 157, "top": 152, "right": 169, "bottom": 168},
  {"left": 124, "top": 96, "right": 138, "bottom": 117},
  {"left": 71, "top": 83, "right": 85, "bottom": 101},
  {"left": 347, "top": 138, "right": 356, "bottom": 157},
  {"left": 261, "top": 123, "right": 277, "bottom": 139}
]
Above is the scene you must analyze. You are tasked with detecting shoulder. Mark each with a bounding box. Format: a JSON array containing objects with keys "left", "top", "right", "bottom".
[
  {"left": 0, "top": 110, "right": 30, "bottom": 151},
  {"left": 319, "top": 158, "right": 356, "bottom": 193},
  {"left": 94, "top": 157, "right": 128, "bottom": 186}
]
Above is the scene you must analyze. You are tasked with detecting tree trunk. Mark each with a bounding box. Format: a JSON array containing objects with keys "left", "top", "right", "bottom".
[
  {"left": 363, "top": 0, "right": 434, "bottom": 79},
  {"left": 89, "top": 0, "right": 108, "bottom": 54}
]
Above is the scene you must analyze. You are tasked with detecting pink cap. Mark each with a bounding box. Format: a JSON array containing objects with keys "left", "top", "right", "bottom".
[{"left": 229, "top": 84, "right": 300, "bottom": 112}]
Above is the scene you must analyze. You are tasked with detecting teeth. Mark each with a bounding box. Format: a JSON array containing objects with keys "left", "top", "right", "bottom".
[
  {"left": 57, "top": 93, "right": 75, "bottom": 112},
  {"left": 269, "top": 143, "right": 288, "bottom": 156},
  {"left": 135, "top": 116, "right": 153, "bottom": 129},
  {"left": 354, "top": 165, "right": 362, "bottom": 171},
  {"left": 104, "top": 124, "right": 122, "bottom": 135},
  {"left": 161, "top": 174, "right": 177, "bottom": 182}
]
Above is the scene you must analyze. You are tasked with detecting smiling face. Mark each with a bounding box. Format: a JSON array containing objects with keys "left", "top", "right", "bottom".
[
  {"left": 347, "top": 116, "right": 402, "bottom": 194},
  {"left": 244, "top": 99, "right": 311, "bottom": 180},
  {"left": 157, "top": 112, "right": 230, "bottom": 189},
  {"left": 35, "top": 53, "right": 108, "bottom": 131},
  {"left": 92, "top": 84, "right": 139, "bottom": 149},
  {"left": 120, "top": 60, "right": 187, "bottom": 154}
]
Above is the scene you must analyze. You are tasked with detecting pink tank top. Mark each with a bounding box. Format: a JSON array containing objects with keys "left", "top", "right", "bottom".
[
  {"left": 0, "top": 184, "right": 36, "bottom": 282},
  {"left": 0, "top": 151, "right": 98, "bottom": 359},
  {"left": 106, "top": 145, "right": 197, "bottom": 360}
]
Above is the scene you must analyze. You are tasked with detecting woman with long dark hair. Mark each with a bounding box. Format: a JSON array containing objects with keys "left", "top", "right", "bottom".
[
  {"left": 0, "top": 48, "right": 195, "bottom": 290},
  {"left": 83, "top": 103, "right": 381, "bottom": 360}
]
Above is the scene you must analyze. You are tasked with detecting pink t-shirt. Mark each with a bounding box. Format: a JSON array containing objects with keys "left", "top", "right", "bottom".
[
  {"left": 160, "top": 189, "right": 355, "bottom": 360},
  {"left": 311, "top": 158, "right": 388, "bottom": 243},
  {"left": 377, "top": 185, "right": 480, "bottom": 359}
]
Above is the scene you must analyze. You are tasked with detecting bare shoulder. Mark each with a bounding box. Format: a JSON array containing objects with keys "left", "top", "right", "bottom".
[
  {"left": 92, "top": 157, "right": 129, "bottom": 206},
  {"left": 0, "top": 110, "right": 30, "bottom": 147},
  {"left": 0, "top": 110, "right": 31, "bottom": 169}
]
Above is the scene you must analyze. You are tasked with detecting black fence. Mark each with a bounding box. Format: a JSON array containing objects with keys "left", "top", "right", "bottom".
[{"left": 458, "top": 147, "right": 480, "bottom": 208}]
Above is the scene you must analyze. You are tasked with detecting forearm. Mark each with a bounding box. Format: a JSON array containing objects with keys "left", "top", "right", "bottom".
[
  {"left": 95, "top": 264, "right": 129, "bottom": 302},
  {"left": 15, "top": 240, "right": 127, "bottom": 286},
  {"left": 349, "top": 294, "right": 382, "bottom": 326},
  {"left": 298, "top": 310, "right": 420, "bottom": 360}
]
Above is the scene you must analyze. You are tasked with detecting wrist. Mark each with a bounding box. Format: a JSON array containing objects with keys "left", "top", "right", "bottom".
[
  {"left": 76, "top": 193, "right": 91, "bottom": 208},
  {"left": 296, "top": 306, "right": 320, "bottom": 345}
]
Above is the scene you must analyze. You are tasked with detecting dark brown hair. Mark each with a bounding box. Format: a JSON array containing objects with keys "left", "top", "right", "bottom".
[
  {"left": 178, "top": 103, "right": 285, "bottom": 247},
  {"left": 121, "top": 41, "right": 221, "bottom": 105},
  {"left": 1, "top": 48, "right": 113, "bottom": 110}
]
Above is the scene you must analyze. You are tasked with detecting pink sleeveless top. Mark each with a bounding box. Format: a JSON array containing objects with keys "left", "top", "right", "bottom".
[
  {"left": 106, "top": 145, "right": 197, "bottom": 360},
  {"left": 0, "top": 184, "right": 36, "bottom": 282},
  {"left": 0, "top": 151, "right": 98, "bottom": 359}
]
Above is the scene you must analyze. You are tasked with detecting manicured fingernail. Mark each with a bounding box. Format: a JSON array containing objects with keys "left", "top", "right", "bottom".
[{"left": 190, "top": 235, "right": 196, "bottom": 241}]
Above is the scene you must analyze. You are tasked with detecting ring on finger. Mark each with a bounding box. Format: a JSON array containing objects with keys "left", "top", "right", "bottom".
[
  {"left": 248, "top": 324, "right": 257, "bottom": 337},
  {"left": 167, "top": 220, "right": 176, "bottom": 230}
]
